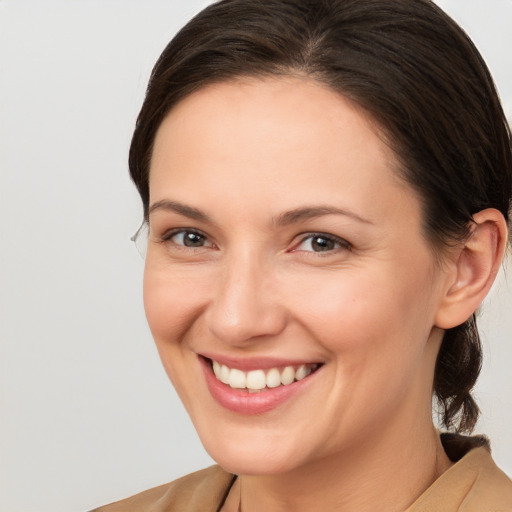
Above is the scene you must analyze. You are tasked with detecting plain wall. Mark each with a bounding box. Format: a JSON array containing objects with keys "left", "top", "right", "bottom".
[{"left": 0, "top": 1, "right": 510, "bottom": 511}]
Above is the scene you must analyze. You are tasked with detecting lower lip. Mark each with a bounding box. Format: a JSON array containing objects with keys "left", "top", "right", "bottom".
[{"left": 199, "top": 357, "right": 320, "bottom": 415}]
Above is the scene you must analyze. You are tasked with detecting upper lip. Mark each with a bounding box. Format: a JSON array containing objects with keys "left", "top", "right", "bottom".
[{"left": 199, "top": 352, "right": 323, "bottom": 371}]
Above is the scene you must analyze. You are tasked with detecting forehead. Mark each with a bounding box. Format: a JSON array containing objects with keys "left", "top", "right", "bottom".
[
  {"left": 149, "top": 77, "right": 415, "bottom": 225},
  {"left": 153, "top": 77, "right": 389, "bottom": 160}
]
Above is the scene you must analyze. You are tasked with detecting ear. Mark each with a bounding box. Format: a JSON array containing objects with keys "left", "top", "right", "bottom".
[{"left": 435, "top": 208, "right": 509, "bottom": 329}]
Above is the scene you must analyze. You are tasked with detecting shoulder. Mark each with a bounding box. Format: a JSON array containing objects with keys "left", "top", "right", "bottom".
[
  {"left": 89, "top": 465, "right": 235, "bottom": 512},
  {"left": 461, "top": 447, "right": 512, "bottom": 510},
  {"left": 409, "top": 434, "right": 512, "bottom": 511}
]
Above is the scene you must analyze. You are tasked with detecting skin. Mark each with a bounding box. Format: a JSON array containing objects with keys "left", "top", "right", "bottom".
[{"left": 143, "top": 77, "right": 506, "bottom": 512}]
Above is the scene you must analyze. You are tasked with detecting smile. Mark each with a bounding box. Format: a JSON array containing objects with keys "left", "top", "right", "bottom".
[
  {"left": 200, "top": 355, "right": 323, "bottom": 414},
  {"left": 211, "top": 360, "right": 320, "bottom": 392}
]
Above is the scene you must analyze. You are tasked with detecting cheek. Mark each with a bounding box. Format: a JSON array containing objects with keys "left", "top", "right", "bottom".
[
  {"left": 288, "top": 266, "right": 437, "bottom": 428},
  {"left": 285, "top": 271, "right": 390, "bottom": 341},
  {"left": 142, "top": 266, "right": 212, "bottom": 406},
  {"left": 286, "top": 262, "right": 436, "bottom": 358},
  {"left": 143, "top": 265, "right": 209, "bottom": 347}
]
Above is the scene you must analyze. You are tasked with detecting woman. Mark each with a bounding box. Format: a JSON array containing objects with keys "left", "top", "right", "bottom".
[{"left": 93, "top": 0, "right": 512, "bottom": 510}]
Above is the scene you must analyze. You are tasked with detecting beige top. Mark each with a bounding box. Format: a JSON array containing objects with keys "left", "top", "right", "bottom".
[{"left": 91, "top": 436, "right": 512, "bottom": 512}]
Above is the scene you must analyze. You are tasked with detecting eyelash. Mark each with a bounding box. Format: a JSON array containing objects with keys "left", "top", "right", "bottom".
[
  {"left": 292, "top": 233, "right": 351, "bottom": 254},
  {"left": 160, "top": 228, "right": 215, "bottom": 250},
  {"left": 158, "top": 229, "right": 351, "bottom": 254}
]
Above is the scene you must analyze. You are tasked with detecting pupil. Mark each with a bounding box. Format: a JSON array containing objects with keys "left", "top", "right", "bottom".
[
  {"left": 184, "top": 232, "right": 203, "bottom": 247},
  {"left": 312, "top": 236, "right": 334, "bottom": 251}
]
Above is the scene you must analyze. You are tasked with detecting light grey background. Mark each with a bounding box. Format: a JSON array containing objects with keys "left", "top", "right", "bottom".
[{"left": 0, "top": 1, "right": 510, "bottom": 511}]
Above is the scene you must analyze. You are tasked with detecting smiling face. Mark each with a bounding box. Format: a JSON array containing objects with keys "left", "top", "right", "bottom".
[{"left": 144, "top": 78, "right": 450, "bottom": 476}]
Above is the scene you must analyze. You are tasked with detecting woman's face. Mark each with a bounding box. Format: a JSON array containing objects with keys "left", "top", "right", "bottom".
[{"left": 144, "top": 78, "right": 450, "bottom": 475}]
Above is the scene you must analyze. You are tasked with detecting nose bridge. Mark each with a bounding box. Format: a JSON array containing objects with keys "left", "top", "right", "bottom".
[{"left": 205, "top": 246, "right": 285, "bottom": 345}]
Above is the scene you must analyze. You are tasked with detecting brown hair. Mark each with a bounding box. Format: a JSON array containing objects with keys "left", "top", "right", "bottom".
[{"left": 129, "top": 0, "right": 512, "bottom": 432}]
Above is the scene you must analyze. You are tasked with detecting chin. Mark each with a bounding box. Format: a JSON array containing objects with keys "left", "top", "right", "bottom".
[
  {"left": 198, "top": 425, "right": 308, "bottom": 476},
  {"left": 210, "top": 449, "right": 301, "bottom": 476}
]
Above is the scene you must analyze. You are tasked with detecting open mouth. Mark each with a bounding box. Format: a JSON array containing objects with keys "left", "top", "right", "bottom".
[{"left": 208, "top": 358, "right": 322, "bottom": 393}]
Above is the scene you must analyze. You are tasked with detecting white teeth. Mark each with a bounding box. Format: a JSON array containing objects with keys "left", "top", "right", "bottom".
[
  {"left": 211, "top": 360, "right": 319, "bottom": 391},
  {"left": 220, "top": 364, "right": 230, "bottom": 385},
  {"left": 212, "top": 360, "right": 221, "bottom": 378},
  {"left": 280, "top": 366, "right": 295, "bottom": 386},
  {"left": 266, "top": 368, "right": 281, "bottom": 388},
  {"left": 295, "top": 364, "right": 308, "bottom": 381},
  {"left": 229, "top": 368, "right": 246, "bottom": 389},
  {"left": 246, "top": 370, "right": 266, "bottom": 390}
]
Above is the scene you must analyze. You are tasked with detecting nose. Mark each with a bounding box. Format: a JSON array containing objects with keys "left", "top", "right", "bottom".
[{"left": 204, "top": 252, "right": 287, "bottom": 346}]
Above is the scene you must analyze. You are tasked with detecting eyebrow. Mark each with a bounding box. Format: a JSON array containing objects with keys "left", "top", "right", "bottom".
[
  {"left": 148, "top": 200, "right": 213, "bottom": 223},
  {"left": 148, "top": 200, "right": 373, "bottom": 226},
  {"left": 274, "top": 206, "right": 373, "bottom": 226}
]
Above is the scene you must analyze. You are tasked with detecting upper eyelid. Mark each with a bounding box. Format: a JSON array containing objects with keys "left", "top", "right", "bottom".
[
  {"left": 289, "top": 233, "right": 352, "bottom": 256},
  {"left": 160, "top": 227, "right": 208, "bottom": 240},
  {"left": 299, "top": 232, "right": 344, "bottom": 240},
  {"left": 295, "top": 232, "right": 350, "bottom": 245},
  {"left": 157, "top": 228, "right": 217, "bottom": 250}
]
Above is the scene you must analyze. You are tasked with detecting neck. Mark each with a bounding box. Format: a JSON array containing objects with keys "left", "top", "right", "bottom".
[{"left": 233, "top": 422, "right": 451, "bottom": 512}]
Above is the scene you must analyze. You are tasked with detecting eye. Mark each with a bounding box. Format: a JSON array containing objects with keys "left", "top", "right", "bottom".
[
  {"left": 163, "top": 229, "right": 215, "bottom": 249},
  {"left": 293, "top": 233, "right": 350, "bottom": 253}
]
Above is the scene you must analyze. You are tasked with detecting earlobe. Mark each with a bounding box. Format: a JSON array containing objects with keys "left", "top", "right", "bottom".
[{"left": 435, "top": 208, "right": 508, "bottom": 330}]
